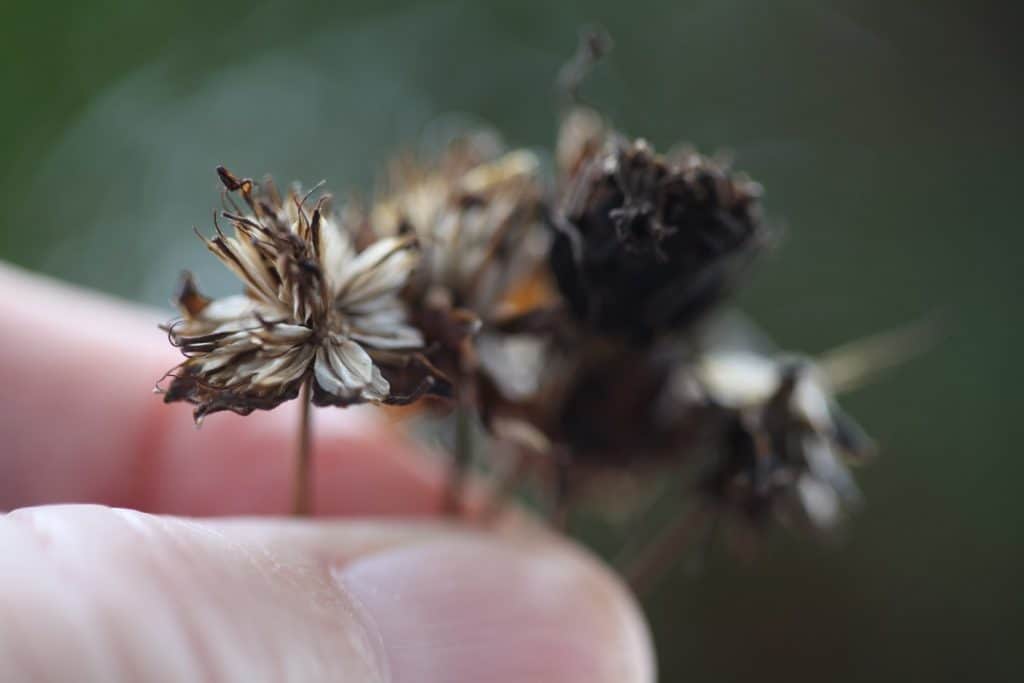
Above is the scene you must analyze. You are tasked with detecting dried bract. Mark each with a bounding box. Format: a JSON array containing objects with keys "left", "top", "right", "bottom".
[{"left": 159, "top": 167, "right": 447, "bottom": 422}]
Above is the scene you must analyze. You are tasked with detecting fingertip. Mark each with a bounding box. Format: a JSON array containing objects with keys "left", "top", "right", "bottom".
[{"left": 2, "top": 507, "right": 654, "bottom": 683}]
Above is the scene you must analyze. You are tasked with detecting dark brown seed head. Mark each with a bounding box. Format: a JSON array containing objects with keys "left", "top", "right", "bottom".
[
  {"left": 551, "top": 133, "right": 765, "bottom": 343},
  {"left": 693, "top": 355, "right": 868, "bottom": 532}
]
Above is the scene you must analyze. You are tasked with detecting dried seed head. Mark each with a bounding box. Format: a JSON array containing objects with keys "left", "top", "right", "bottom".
[
  {"left": 551, "top": 114, "right": 765, "bottom": 342},
  {"left": 159, "top": 167, "right": 448, "bottom": 422},
  {"left": 358, "top": 134, "right": 554, "bottom": 386},
  {"left": 478, "top": 315, "right": 875, "bottom": 542},
  {"left": 371, "top": 138, "right": 547, "bottom": 316},
  {"left": 690, "top": 351, "right": 873, "bottom": 531}
]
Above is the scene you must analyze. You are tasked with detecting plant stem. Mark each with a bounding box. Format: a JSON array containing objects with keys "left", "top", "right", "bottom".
[
  {"left": 479, "top": 449, "right": 533, "bottom": 523},
  {"left": 443, "top": 395, "right": 473, "bottom": 515},
  {"left": 292, "top": 376, "right": 313, "bottom": 516},
  {"left": 622, "top": 505, "right": 706, "bottom": 597}
]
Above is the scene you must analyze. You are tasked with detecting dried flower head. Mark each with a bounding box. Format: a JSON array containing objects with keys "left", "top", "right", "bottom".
[
  {"left": 159, "top": 167, "right": 447, "bottom": 422},
  {"left": 689, "top": 350, "right": 874, "bottom": 531},
  {"left": 366, "top": 134, "right": 550, "bottom": 338},
  {"left": 338, "top": 127, "right": 561, "bottom": 484},
  {"left": 551, "top": 111, "right": 766, "bottom": 342},
  {"left": 351, "top": 134, "right": 554, "bottom": 511},
  {"left": 477, "top": 309, "right": 883, "bottom": 538}
]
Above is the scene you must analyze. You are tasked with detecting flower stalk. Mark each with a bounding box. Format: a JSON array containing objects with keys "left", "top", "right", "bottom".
[
  {"left": 292, "top": 376, "right": 314, "bottom": 516},
  {"left": 621, "top": 505, "right": 708, "bottom": 597},
  {"left": 443, "top": 384, "right": 475, "bottom": 514}
]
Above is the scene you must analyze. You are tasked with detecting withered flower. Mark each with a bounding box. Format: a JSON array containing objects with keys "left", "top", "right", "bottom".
[
  {"left": 356, "top": 134, "right": 552, "bottom": 511},
  {"left": 478, "top": 320, "right": 883, "bottom": 591},
  {"left": 159, "top": 167, "right": 451, "bottom": 514},
  {"left": 606, "top": 343, "right": 881, "bottom": 594},
  {"left": 687, "top": 350, "right": 873, "bottom": 532},
  {"left": 365, "top": 134, "right": 550, "bottom": 353},
  {"left": 550, "top": 109, "right": 766, "bottom": 342},
  {"left": 685, "top": 315, "right": 935, "bottom": 535},
  {"left": 160, "top": 167, "right": 444, "bottom": 423}
]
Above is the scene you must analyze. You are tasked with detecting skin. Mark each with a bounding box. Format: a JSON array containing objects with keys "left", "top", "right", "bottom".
[{"left": 0, "top": 262, "right": 655, "bottom": 683}]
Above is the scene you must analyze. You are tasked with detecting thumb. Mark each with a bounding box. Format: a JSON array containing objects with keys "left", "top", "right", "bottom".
[{"left": 0, "top": 505, "right": 654, "bottom": 683}]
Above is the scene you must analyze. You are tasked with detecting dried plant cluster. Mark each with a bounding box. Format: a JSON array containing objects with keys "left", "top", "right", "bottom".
[
  {"left": 158, "top": 39, "right": 903, "bottom": 576},
  {"left": 471, "top": 108, "right": 876, "bottom": 548}
]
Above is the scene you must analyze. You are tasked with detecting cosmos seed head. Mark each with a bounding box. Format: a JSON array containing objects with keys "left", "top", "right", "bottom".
[
  {"left": 369, "top": 138, "right": 546, "bottom": 317},
  {"left": 356, "top": 134, "right": 554, "bottom": 388},
  {"left": 158, "top": 167, "right": 447, "bottom": 422},
  {"left": 692, "top": 351, "right": 872, "bottom": 531},
  {"left": 551, "top": 114, "right": 766, "bottom": 342}
]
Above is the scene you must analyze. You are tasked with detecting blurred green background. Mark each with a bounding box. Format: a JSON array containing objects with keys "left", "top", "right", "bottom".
[{"left": 1, "top": 0, "right": 1019, "bottom": 680}]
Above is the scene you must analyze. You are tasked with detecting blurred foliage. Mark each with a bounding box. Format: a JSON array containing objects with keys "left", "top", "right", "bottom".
[{"left": 1, "top": 1, "right": 1021, "bottom": 680}]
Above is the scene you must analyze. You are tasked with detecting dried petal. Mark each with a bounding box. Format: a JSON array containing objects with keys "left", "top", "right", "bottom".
[
  {"left": 335, "top": 237, "right": 418, "bottom": 307},
  {"left": 313, "top": 345, "right": 357, "bottom": 401},
  {"left": 318, "top": 216, "right": 356, "bottom": 295}
]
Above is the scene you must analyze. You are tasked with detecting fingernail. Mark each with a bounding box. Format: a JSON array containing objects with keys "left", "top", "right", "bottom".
[{"left": 336, "top": 534, "right": 654, "bottom": 683}]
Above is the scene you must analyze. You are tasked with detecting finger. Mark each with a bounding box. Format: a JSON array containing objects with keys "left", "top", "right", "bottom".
[
  {"left": 0, "top": 263, "right": 448, "bottom": 515},
  {"left": 0, "top": 505, "right": 655, "bottom": 683}
]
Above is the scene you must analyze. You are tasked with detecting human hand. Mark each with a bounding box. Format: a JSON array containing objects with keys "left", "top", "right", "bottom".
[{"left": 0, "top": 263, "right": 654, "bottom": 682}]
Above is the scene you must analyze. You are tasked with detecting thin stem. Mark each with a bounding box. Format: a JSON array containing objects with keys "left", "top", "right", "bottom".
[
  {"left": 551, "top": 459, "right": 572, "bottom": 532},
  {"left": 291, "top": 376, "right": 314, "bottom": 516},
  {"left": 622, "top": 505, "right": 707, "bottom": 598},
  {"left": 479, "top": 448, "right": 534, "bottom": 524},
  {"left": 443, "top": 393, "right": 473, "bottom": 515}
]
